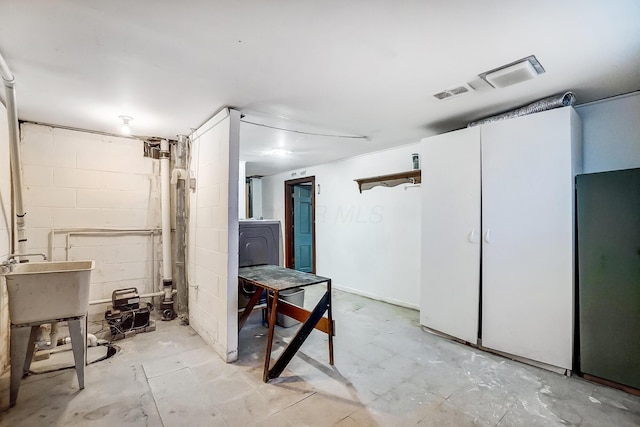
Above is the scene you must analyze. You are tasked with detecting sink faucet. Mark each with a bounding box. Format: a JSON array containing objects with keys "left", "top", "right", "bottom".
[
  {"left": 9, "top": 253, "right": 48, "bottom": 262},
  {"left": 1, "top": 253, "right": 47, "bottom": 273},
  {"left": 0, "top": 258, "right": 17, "bottom": 273}
]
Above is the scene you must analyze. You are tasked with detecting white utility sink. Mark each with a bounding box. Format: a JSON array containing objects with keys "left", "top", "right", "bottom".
[{"left": 3, "top": 260, "right": 95, "bottom": 324}]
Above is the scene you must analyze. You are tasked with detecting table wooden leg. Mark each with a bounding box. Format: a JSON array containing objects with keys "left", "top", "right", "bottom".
[
  {"left": 263, "top": 290, "right": 279, "bottom": 382},
  {"left": 327, "top": 280, "right": 334, "bottom": 365},
  {"left": 267, "top": 290, "right": 331, "bottom": 381},
  {"left": 266, "top": 290, "right": 272, "bottom": 326},
  {"left": 238, "top": 280, "right": 264, "bottom": 331}
]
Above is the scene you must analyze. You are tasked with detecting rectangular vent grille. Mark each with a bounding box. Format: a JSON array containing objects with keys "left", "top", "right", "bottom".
[
  {"left": 434, "top": 91, "right": 453, "bottom": 100},
  {"left": 450, "top": 86, "right": 469, "bottom": 95},
  {"left": 433, "top": 85, "right": 470, "bottom": 100}
]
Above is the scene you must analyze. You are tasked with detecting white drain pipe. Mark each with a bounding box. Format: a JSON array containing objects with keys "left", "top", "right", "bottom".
[
  {"left": 160, "top": 139, "right": 172, "bottom": 286},
  {"left": 36, "top": 321, "right": 59, "bottom": 351},
  {"left": 0, "top": 51, "right": 27, "bottom": 256},
  {"left": 160, "top": 139, "right": 174, "bottom": 318}
]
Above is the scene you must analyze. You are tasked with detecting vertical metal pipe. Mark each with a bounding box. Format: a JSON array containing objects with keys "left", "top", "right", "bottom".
[
  {"left": 0, "top": 51, "right": 26, "bottom": 256},
  {"left": 174, "top": 135, "right": 188, "bottom": 321}
]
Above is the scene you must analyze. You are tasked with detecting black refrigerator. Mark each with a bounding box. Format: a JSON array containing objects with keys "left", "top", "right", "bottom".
[{"left": 576, "top": 167, "right": 640, "bottom": 389}]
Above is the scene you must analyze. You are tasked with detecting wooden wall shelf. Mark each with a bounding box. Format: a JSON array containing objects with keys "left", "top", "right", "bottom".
[{"left": 355, "top": 170, "right": 421, "bottom": 193}]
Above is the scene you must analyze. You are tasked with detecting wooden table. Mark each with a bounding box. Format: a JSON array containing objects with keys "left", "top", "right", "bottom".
[{"left": 238, "top": 265, "right": 335, "bottom": 382}]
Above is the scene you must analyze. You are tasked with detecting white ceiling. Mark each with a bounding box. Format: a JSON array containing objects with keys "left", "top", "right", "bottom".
[{"left": 0, "top": 1, "right": 638, "bottom": 176}]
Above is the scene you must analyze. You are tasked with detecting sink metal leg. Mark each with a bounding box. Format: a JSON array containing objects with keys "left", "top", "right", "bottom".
[
  {"left": 9, "top": 325, "right": 33, "bottom": 408},
  {"left": 23, "top": 325, "right": 40, "bottom": 376},
  {"left": 68, "top": 317, "right": 85, "bottom": 390},
  {"left": 10, "top": 317, "right": 88, "bottom": 407}
]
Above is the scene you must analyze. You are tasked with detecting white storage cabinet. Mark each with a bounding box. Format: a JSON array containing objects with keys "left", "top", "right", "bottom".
[{"left": 420, "top": 107, "right": 582, "bottom": 370}]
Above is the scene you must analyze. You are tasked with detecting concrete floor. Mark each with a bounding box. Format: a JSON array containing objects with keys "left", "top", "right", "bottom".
[{"left": 1, "top": 286, "right": 639, "bottom": 426}]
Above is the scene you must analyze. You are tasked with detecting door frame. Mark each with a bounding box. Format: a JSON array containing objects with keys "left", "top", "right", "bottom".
[{"left": 284, "top": 176, "right": 316, "bottom": 272}]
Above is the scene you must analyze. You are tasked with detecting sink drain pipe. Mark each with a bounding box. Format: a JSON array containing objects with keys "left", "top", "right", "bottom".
[
  {"left": 36, "top": 321, "right": 59, "bottom": 351},
  {"left": 160, "top": 139, "right": 174, "bottom": 320},
  {"left": 0, "top": 50, "right": 27, "bottom": 257}
]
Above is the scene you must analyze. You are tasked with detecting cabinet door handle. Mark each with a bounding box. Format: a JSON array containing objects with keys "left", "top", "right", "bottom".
[
  {"left": 484, "top": 229, "right": 491, "bottom": 243},
  {"left": 468, "top": 229, "right": 477, "bottom": 243}
]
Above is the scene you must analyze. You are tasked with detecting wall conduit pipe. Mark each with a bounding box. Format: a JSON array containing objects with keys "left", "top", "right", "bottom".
[
  {"left": 88, "top": 289, "right": 176, "bottom": 306},
  {"left": 160, "top": 139, "right": 174, "bottom": 319},
  {"left": 0, "top": 50, "right": 27, "bottom": 256}
]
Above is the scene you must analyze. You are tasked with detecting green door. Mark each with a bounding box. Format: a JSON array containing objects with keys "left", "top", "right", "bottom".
[{"left": 293, "top": 184, "right": 313, "bottom": 272}]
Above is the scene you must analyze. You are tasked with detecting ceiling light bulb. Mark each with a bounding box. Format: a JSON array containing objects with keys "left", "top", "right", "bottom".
[
  {"left": 119, "top": 115, "right": 133, "bottom": 135},
  {"left": 270, "top": 148, "right": 291, "bottom": 156}
]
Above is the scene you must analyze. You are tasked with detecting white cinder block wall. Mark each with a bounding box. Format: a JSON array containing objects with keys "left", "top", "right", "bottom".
[
  {"left": 188, "top": 108, "right": 240, "bottom": 362},
  {"left": 20, "top": 123, "right": 162, "bottom": 319},
  {"left": 261, "top": 143, "right": 422, "bottom": 308},
  {"left": 0, "top": 103, "right": 11, "bottom": 372}
]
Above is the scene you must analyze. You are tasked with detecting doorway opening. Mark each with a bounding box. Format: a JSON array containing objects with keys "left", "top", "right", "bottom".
[{"left": 284, "top": 177, "right": 316, "bottom": 273}]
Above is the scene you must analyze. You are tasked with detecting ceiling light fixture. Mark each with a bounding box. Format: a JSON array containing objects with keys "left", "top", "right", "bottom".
[
  {"left": 479, "top": 55, "right": 545, "bottom": 88},
  {"left": 270, "top": 148, "right": 291, "bottom": 156},
  {"left": 119, "top": 115, "right": 133, "bottom": 135}
]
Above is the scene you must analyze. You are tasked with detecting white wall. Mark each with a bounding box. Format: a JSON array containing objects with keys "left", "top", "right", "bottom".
[
  {"left": 260, "top": 93, "right": 640, "bottom": 311},
  {"left": 0, "top": 102, "right": 11, "bottom": 373},
  {"left": 262, "top": 144, "right": 422, "bottom": 309},
  {"left": 576, "top": 91, "right": 640, "bottom": 173},
  {"left": 250, "top": 177, "right": 263, "bottom": 219},
  {"left": 188, "top": 108, "right": 240, "bottom": 362},
  {"left": 238, "top": 161, "right": 246, "bottom": 219},
  {"left": 20, "top": 123, "right": 162, "bottom": 319}
]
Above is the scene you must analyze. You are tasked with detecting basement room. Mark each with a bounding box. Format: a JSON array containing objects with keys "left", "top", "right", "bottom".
[{"left": 0, "top": 1, "right": 639, "bottom": 426}]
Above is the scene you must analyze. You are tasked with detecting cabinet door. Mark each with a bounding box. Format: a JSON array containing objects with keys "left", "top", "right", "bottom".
[
  {"left": 420, "top": 127, "right": 481, "bottom": 344},
  {"left": 481, "top": 108, "right": 577, "bottom": 369}
]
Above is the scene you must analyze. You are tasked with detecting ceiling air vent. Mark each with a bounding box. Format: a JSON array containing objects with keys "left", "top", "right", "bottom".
[
  {"left": 479, "top": 55, "right": 545, "bottom": 88},
  {"left": 433, "top": 85, "right": 470, "bottom": 100}
]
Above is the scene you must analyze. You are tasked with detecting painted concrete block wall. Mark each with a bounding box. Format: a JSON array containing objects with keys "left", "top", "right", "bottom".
[
  {"left": 576, "top": 91, "right": 640, "bottom": 173},
  {"left": 261, "top": 143, "right": 422, "bottom": 309},
  {"left": 19, "top": 123, "right": 161, "bottom": 319},
  {"left": 0, "top": 103, "right": 11, "bottom": 372},
  {"left": 188, "top": 109, "right": 240, "bottom": 362}
]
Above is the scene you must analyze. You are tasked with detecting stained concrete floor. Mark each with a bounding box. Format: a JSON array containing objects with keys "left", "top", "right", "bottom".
[{"left": 1, "top": 286, "right": 639, "bottom": 426}]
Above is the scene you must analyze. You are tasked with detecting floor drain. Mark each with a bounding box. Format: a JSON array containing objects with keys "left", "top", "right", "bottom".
[{"left": 28, "top": 343, "right": 120, "bottom": 375}]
